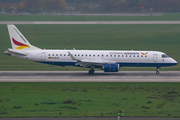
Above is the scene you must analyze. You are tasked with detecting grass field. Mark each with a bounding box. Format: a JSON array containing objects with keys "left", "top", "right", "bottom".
[
  {"left": 1, "top": 13, "right": 180, "bottom": 21},
  {"left": 0, "top": 24, "right": 179, "bottom": 71},
  {"left": 0, "top": 82, "right": 180, "bottom": 118}
]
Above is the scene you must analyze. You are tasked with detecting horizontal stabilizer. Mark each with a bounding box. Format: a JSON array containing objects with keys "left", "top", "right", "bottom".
[{"left": 4, "top": 48, "right": 27, "bottom": 56}]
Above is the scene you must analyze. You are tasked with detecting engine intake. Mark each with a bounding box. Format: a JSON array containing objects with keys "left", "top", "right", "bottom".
[{"left": 103, "top": 64, "right": 119, "bottom": 72}]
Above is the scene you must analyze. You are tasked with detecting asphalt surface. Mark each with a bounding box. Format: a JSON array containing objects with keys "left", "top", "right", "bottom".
[
  {"left": 1, "top": 21, "right": 180, "bottom": 24},
  {"left": 0, "top": 71, "right": 180, "bottom": 82}
]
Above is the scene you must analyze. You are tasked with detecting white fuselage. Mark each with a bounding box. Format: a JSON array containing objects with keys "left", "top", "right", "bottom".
[{"left": 12, "top": 50, "right": 177, "bottom": 68}]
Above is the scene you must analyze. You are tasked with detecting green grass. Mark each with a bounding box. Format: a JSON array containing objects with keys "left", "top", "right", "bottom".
[
  {"left": 0, "top": 24, "right": 180, "bottom": 71},
  {"left": 1, "top": 13, "right": 180, "bottom": 21},
  {"left": 0, "top": 82, "right": 180, "bottom": 118}
]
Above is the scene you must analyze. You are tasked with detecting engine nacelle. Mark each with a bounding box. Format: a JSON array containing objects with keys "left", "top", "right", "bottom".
[{"left": 103, "top": 64, "right": 119, "bottom": 72}]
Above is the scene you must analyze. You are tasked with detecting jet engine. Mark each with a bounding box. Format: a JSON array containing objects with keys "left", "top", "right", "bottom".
[{"left": 103, "top": 64, "right": 119, "bottom": 72}]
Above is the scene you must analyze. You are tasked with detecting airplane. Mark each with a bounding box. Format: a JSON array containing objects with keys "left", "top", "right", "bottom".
[{"left": 4, "top": 25, "right": 178, "bottom": 75}]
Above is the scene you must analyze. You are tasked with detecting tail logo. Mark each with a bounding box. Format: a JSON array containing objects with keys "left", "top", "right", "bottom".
[{"left": 12, "top": 38, "right": 30, "bottom": 50}]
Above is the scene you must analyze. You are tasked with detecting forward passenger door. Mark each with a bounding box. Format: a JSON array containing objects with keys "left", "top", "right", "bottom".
[{"left": 153, "top": 54, "right": 157, "bottom": 62}]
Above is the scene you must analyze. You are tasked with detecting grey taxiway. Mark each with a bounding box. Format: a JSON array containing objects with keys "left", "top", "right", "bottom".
[{"left": 0, "top": 71, "right": 180, "bottom": 82}]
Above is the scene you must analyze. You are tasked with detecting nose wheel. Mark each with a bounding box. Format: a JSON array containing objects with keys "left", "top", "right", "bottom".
[
  {"left": 89, "top": 69, "right": 95, "bottom": 75},
  {"left": 156, "top": 69, "right": 159, "bottom": 75},
  {"left": 156, "top": 67, "right": 160, "bottom": 75}
]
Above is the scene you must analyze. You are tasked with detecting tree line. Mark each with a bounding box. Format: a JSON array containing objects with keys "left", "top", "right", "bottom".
[
  {"left": 1, "top": 0, "right": 180, "bottom": 13},
  {"left": 0, "top": 0, "right": 67, "bottom": 13}
]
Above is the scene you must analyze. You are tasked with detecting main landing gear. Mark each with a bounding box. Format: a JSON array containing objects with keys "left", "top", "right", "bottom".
[
  {"left": 89, "top": 69, "right": 94, "bottom": 75},
  {"left": 89, "top": 66, "right": 95, "bottom": 75},
  {"left": 156, "top": 67, "right": 161, "bottom": 75}
]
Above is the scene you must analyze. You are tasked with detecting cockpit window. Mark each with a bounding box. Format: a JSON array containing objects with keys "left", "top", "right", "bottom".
[{"left": 162, "top": 54, "right": 169, "bottom": 58}]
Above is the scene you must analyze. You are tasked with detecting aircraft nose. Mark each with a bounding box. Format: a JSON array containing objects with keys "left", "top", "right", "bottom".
[{"left": 172, "top": 59, "right": 178, "bottom": 65}]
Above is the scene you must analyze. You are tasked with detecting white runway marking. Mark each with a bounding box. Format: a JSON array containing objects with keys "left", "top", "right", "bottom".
[
  {"left": 0, "top": 71, "right": 180, "bottom": 82},
  {"left": 1, "top": 21, "right": 180, "bottom": 24}
]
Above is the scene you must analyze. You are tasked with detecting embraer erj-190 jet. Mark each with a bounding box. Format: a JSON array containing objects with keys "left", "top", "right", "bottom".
[{"left": 5, "top": 25, "right": 178, "bottom": 75}]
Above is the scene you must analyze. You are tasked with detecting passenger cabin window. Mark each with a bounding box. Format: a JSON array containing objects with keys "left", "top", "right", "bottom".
[{"left": 162, "top": 54, "right": 169, "bottom": 58}]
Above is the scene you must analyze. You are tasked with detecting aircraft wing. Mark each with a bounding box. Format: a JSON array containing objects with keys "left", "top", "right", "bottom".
[
  {"left": 75, "top": 59, "right": 104, "bottom": 68},
  {"left": 68, "top": 51, "right": 114, "bottom": 68}
]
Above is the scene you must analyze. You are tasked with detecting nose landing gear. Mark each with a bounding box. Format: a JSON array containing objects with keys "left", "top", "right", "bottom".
[
  {"left": 156, "top": 69, "right": 159, "bottom": 75},
  {"left": 156, "top": 67, "right": 161, "bottom": 75}
]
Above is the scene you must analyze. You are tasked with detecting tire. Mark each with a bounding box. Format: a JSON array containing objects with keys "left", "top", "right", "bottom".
[{"left": 89, "top": 69, "right": 94, "bottom": 75}]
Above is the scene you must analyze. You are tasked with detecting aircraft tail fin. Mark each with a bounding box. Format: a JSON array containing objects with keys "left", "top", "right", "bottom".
[{"left": 7, "top": 25, "right": 41, "bottom": 50}]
